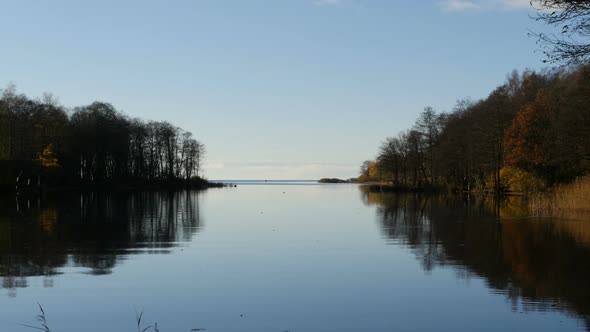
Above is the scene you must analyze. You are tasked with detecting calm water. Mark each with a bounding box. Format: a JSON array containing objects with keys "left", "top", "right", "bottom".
[{"left": 1, "top": 183, "right": 589, "bottom": 331}]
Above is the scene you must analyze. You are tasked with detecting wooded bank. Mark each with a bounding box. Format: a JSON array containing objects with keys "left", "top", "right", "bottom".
[{"left": 0, "top": 85, "right": 212, "bottom": 192}]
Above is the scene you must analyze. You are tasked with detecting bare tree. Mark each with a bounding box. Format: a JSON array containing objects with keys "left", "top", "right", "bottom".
[{"left": 533, "top": 0, "right": 590, "bottom": 64}]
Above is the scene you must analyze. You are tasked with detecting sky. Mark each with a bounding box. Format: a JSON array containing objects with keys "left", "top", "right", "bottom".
[{"left": 0, "top": 0, "right": 552, "bottom": 179}]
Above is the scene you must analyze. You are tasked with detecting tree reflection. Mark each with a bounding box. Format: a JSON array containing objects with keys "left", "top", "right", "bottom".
[
  {"left": 0, "top": 191, "right": 202, "bottom": 296},
  {"left": 360, "top": 187, "right": 590, "bottom": 329}
]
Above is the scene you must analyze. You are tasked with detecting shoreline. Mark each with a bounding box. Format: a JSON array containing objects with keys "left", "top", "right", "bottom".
[{"left": 2, "top": 179, "right": 227, "bottom": 194}]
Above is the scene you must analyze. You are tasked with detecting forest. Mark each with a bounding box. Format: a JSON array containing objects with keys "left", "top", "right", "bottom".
[
  {"left": 359, "top": 65, "right": 590, "bottom": 195},
  {"left": 358, "top": 0, "right": 590, "bottom": 196},
  {"left": 0, "top": 85, "right": 208, "bottom": 191}
]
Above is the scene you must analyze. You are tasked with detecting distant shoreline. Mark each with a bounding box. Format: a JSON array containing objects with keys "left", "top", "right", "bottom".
[{"left": 318, "top": 178, "right": 352, "bottom": 184}]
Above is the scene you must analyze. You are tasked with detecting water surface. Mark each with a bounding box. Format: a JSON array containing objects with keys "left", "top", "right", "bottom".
[{"left": 0, "top": 184, "right": 589, "bottom": 331}]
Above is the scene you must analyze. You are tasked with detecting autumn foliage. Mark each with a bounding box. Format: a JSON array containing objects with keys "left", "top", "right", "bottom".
[
  {"left": 37, "top": 144, "right": 59, "bottom": 168},
  {"left": 363, "top": 65, "right": 590, "bottom": 193},
  {"left": 504, "top": 92, "right": 554, "bottom": 173}
]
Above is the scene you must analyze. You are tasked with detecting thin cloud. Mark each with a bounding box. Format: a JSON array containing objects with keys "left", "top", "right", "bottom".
[
  {"left": 439, "top": 0, "right": 532, "bottom": 12},
  {"left": 440, "top": 0, "right": 481, "bottom": 12},
  {"left": 314, "top": 0, "right": 341, "bottom": 6}
]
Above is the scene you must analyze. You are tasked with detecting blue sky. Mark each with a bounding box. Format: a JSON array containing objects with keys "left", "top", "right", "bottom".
[{"left": 0, "top": 0, "right": 551, "bottom": 179}]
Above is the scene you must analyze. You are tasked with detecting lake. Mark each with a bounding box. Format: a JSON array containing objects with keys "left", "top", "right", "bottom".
[{"left": 1, "top": 183, "right": 589, "bottom": 331}]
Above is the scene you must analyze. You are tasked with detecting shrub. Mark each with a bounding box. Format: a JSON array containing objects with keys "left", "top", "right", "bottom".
[{"left": 500, "top": 167, "right": 545, "bottom": 194}]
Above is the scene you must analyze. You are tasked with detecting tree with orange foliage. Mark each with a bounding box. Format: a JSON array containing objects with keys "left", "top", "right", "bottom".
[
  {"left": 37, "top": 144, "right": 59, "bottom": 168},
  {"left": 504, "top": 91, "right": 554, "bottom": 181}
]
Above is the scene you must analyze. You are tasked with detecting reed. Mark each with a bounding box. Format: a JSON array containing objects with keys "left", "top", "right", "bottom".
[
  {"left": 136, "top": 309, "right": 152, "bottom": 332},
  {"left": 21, "top": 303, "right": 51, "bottom": 332},
  {"left": 529, "top": 176, "right": 590, "bottom": 219},
  {"left": 24, "top": 305, "right": 159, "bottom": 332}
]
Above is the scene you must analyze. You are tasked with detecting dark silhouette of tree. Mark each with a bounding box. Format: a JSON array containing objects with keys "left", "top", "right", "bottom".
[
  {"left": 0, "top": 85, "right": 207, "bottom": 189},
  {"left": 377, "top": 136, "right": 404, "bottom": 185},
  {"left": 415, "top": 107, "right": 444, "bottom": 185}
]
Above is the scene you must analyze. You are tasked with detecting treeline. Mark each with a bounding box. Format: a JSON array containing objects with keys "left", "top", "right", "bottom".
[
  {"left": 360, "top": 65, "right": 590, "bottom": 194},
  {"left": 0, "top": 85, "right": 207, "bottom": 189}
]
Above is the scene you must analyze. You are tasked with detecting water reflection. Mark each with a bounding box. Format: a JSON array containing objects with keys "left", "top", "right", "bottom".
[
  {"left": 0, "top": 191, "right": 202, "bottom": 297},
  {"left": 360, "top": 187, "right": 590, "bottom": 329}
]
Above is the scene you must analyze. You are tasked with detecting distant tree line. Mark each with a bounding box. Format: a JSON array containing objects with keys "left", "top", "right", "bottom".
[
  {"left": 359, "top": 65, "right": 590, "bottom": 194},
  {"left": 0, "top": 85, "right": 206, "bottom": 189}
]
